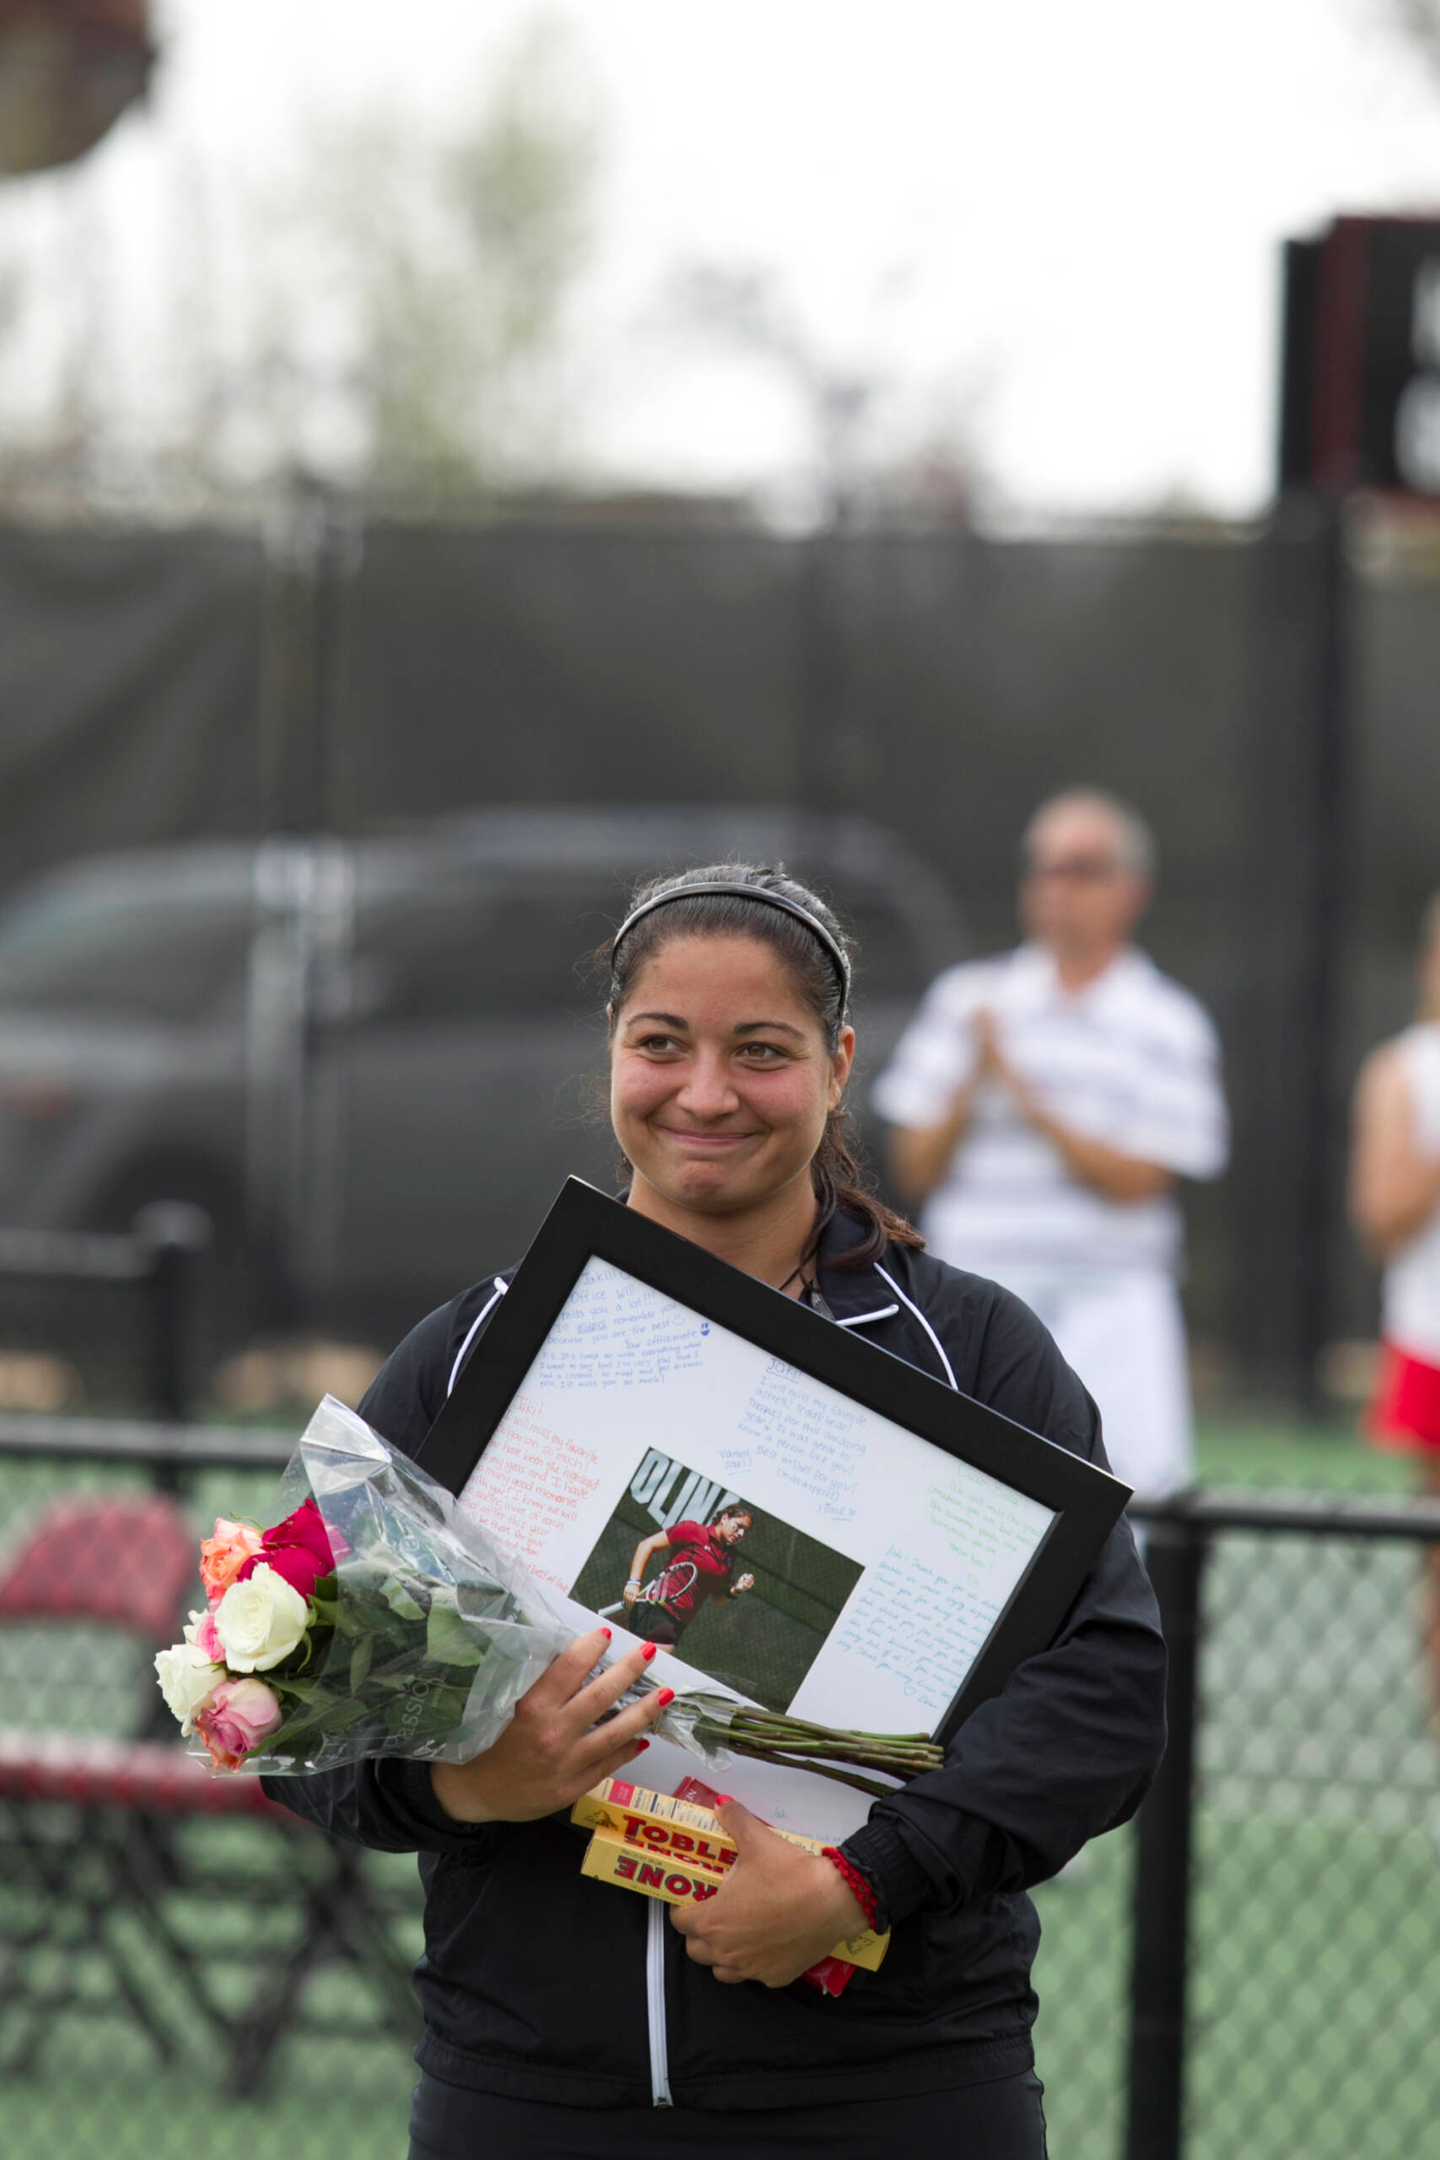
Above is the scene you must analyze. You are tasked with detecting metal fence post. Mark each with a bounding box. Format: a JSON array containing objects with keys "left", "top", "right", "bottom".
[
  {"left": 1125, "top": 1510, "right": 1206, "bottom": 2160},
  {"left": 133, "top": 1203, "right": 213, "bottom": 1487}
]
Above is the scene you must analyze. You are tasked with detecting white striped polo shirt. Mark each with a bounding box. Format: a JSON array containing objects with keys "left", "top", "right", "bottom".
[{"left": 871, "top": 943, "right": 1228, "bottom": 1275}]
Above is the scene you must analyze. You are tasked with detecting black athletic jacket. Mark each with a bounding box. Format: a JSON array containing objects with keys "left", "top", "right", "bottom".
[{"left": 264, "top": 1209, "right": 1166, "bottom": 2111}]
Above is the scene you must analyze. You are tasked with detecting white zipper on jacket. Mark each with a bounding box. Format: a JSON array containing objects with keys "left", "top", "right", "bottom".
[
  {"left": 645, "top": 1898, "right": 673, "bottom": 2105},
  {"left": 875, "top": 1264, "right": 959, "bottom": 1390},
  {"left": 445, "top": 1277, "right": 509, "bottom": 1398}
]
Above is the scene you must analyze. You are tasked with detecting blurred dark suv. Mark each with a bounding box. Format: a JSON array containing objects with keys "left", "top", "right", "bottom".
[{"left": 0, "top": 806, "right": 966, "bottom": 1351}]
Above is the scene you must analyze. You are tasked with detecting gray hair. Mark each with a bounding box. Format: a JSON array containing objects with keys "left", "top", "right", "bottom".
[{"left": 1022, "top": 789, "right": 1157, "bottom": 880}]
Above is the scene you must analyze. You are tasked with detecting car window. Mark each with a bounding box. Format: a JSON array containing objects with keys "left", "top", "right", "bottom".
[
  {"left": 348, "top": 862, "right": 936, "bottom": 1021},
  {"left": 0, "top": 895, "right": 254, "bottom": 1022},
  {"left": 817, "top": 883, "right": 931, "bottom": 1001},
  {"left": 350, "top": 879, "right": 613, "bottom": 1022}
]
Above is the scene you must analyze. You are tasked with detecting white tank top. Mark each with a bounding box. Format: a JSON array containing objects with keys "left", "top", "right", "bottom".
[{"left": 1381, "top": 1023, "right": 1440, "bottom": 1363}]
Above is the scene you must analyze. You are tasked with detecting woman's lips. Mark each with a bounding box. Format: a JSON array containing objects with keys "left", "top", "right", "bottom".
[{"left": 660, "top": 1129, "right": 756, "bottom": 1147}]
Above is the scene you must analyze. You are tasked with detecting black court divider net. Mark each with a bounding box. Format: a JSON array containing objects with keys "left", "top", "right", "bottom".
[{"left": 2, "top": 1429, "right": 1439, "bottom": 2159}]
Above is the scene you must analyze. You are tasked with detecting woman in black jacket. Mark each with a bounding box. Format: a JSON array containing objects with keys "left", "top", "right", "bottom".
[{"left": 266, "top": 862, "right": 1167, "bottom": 2160}]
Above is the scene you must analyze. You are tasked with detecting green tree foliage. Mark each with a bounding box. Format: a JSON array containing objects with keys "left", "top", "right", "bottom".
[{"left": 320, "top": 16, "right": 601, "bottom": 501}]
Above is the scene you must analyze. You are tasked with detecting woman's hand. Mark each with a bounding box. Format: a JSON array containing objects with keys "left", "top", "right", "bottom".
[
  {"left": 669, "top": 1800, "right": 869, "bottom": 1988},
  {"left": 429, "top": 1629, "right": 668, "bottom": 1825}
]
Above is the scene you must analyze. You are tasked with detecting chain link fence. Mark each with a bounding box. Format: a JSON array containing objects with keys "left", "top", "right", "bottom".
[
  {"left": 1179, "top": 1503, "right": 1439, "bottom": 2160},
  {"left": 0, "top": 1424, "right": 422, "bottom": 2159},
  {"left": 1, "top": 1423, "right": 1438, "bottom": 2159}
]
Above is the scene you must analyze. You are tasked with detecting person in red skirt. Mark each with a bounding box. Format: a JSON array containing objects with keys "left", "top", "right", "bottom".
[{"left": 1350, "top": 892, "right": 1440, "bottom": 1719}]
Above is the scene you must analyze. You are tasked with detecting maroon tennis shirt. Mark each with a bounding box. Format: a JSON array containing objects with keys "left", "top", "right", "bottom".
[{"left": 651, "top": 1521, "right": 736, "bottom": 1622}]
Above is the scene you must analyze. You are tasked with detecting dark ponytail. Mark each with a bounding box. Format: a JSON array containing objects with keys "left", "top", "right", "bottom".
[{"left": 603, "top": 861, "right": 923, "bottom": 1269}]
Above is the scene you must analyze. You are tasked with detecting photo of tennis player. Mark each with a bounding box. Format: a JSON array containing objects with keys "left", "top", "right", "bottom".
[
  {"left": 619, "top": 1502, "right": 757, "bottom": 1650},
  {"left": 569, "top": 1450, "right": 863, "bottom": 1712}
]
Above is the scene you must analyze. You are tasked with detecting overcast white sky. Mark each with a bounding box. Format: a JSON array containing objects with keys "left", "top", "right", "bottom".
[{"left": 5, "top": 0, "right": 1440, "bottom": 517}]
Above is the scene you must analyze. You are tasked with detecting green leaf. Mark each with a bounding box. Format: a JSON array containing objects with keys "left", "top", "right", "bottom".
[
  {"left": 426, "top": 1600, "right": 482, "bottom": 1667},
  {"left": 350, "top": 1635, "right": 375, "bottom": 1693}
]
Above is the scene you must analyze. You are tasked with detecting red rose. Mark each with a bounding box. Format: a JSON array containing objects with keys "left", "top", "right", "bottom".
[{"left": 237, "top": 1497, "right": 344, "bottom": 1600}]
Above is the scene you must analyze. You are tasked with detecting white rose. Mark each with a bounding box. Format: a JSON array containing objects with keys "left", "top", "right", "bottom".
[
  {"left": 154, "top": 1640, "right": 225, "bottom": 1735},
  {"left": 213, "top": 1562, "right": 309, "bottom": 1673}
]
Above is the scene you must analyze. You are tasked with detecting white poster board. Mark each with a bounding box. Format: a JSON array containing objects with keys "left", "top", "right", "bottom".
[{"left": 456, "top": 1256, "right": 1054, "bottom": 1842}]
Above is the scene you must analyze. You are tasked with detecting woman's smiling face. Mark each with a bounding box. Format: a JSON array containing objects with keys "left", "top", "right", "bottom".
[{"left": 609, "top": 934, "right": 853, "bottom": 1224}]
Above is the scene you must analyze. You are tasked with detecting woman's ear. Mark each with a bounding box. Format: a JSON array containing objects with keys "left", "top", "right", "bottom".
[{"left": 829, "top": 1025, "right": 856, "bottom": 1106}]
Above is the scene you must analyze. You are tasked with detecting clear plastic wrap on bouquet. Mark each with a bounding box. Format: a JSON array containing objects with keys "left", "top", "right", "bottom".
[{"left": 217, "top": 1396, "right": 573, "bottom": 1775}]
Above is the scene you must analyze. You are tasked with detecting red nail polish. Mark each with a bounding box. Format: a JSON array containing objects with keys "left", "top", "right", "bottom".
[
  {"left": 634, "top": 1738, "right": 650, "bottom": 1753},
  {"left": 641, "top": 1641, "right": 658, "bottom": 1662},
  {"left": 656, "top": 1687, "right": 675, "bottom": 1707},
  {"left": 714, "top": 1794, "right": 734, "bottom": 1805},
  {"left": 600, "top": 1627, "right": 612, "bottom": 1641}
]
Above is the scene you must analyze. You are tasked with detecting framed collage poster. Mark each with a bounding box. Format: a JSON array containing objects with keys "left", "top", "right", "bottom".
[{"left": 418, "top": 1180, "right": 1130, "bottom": 1840}]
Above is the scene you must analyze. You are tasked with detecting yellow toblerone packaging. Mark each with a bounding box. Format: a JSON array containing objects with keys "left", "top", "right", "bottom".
[
  {"left": 572, "top": 1780, "right": 889, "bottom": 1971},
  {"left": 574, "top": 1776, "right": 830, "bottom": 1860}
]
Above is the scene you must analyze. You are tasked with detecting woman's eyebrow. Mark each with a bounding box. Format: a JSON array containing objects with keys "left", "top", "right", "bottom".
[{"left": 623, "top": 1012, "right": 804, "bottom": 1038}]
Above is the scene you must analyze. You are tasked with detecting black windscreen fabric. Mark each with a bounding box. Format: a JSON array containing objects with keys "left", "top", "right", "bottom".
[
  {"left": 4, "top": 510, "right": 1440, "bottom": 1376},
  {"left": 0, "top": 525, "right": 265, "bottom": 904}
]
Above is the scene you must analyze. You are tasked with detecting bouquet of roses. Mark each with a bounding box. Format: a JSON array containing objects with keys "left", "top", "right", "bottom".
[
  {"left": 155, "top": 1396, "right": 572, "bottom": 1774},
  {"left": 156, "top": 1396, "right": 942, "bottom": 1794}
]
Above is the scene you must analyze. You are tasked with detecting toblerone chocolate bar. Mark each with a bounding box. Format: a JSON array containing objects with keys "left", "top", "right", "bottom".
[
  {"left": 573, "top": 1781, "right": 888, "bottom": 1971},
  {"left": 575, "top": 1777, "right": 833, "bottom": 1861},
  {"left": 579, "top": 1826, "right": 888, "bottom": 1972}
]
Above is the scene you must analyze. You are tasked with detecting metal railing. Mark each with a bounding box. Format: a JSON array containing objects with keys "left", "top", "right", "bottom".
[{"left": 0, "top": 1210, "right": 212, "bottom": 1461}]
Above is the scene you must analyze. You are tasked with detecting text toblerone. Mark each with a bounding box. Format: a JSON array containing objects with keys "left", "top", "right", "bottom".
[{"left": 572, "top": 1779, "right": 889, "bottom": 1972}]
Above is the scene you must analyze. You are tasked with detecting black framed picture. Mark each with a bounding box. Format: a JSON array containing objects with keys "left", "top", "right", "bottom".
[{"left": 419, "top": 1179, "right": 1130, "bottom": 1840}]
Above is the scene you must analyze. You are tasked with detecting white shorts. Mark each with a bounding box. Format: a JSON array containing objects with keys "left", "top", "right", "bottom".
[{"left": 969, "top": 1264, "right": 1194, "bottom": 1501}]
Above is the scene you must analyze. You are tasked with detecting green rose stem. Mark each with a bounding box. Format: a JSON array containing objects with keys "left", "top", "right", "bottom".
[
  {"left": 663, "top": 1695, "right": 945, "bottom": 1800},
  {"left": 709, "top": 1742, "right": 900, "bottom": 1801}
]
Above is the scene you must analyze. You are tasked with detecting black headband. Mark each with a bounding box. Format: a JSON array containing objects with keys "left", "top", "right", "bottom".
[{"left": 610, "top": 880, "right": 852, "bottom": 1007}]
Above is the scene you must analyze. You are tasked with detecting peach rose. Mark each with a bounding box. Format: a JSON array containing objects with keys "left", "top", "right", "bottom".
[{"left": 200, "top": 1518, "right": 265, "bottom": 1604}]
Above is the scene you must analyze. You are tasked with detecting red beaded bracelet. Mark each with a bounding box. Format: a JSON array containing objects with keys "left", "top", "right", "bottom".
[{"left": 821, "top": 1845, "right": 879, "bottom": 1932}]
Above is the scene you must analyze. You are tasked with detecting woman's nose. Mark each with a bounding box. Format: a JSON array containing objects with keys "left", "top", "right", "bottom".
[{"left": 677, "top": 1055, "right": 740, "bottom": 1116}]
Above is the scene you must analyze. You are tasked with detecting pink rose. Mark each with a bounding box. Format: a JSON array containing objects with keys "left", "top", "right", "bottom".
[
  {"left": 194, "top": 1678, "right": 284, "bottom": 1771},
  {"left": 200, "top": 1518, "right": 265, "bottom": 1604},
  {"left": 185, "top": 1609, "right": 224, "bottom": 1662},
  {"left": 237, "top": 1496, "right": 344, "bottom": 1601}
]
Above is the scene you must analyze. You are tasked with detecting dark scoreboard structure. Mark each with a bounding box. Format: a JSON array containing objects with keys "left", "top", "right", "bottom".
[{"left": 1280, "top": 215, "right": 1440, "bottom": 498}]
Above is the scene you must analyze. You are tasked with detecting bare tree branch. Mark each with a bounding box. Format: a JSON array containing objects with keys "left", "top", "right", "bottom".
[{"left": 1386, "top": 0, "right": 1440, "bottom": 88}]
